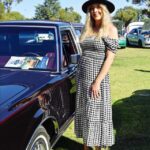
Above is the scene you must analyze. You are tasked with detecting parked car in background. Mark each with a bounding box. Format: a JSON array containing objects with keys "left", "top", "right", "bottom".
[
  {"left": 118, "top": 30, "right": 126, "bottom": 48},
  {"left": 126, "top": 21, "right": 144, "bottom": 34},
  {"left": 71, "top": 22, "right": 84, "bottom": 38},
  {"left": 0, "top": 20, "right": 81, "bottom": 150},
  {"left": 71, "top": 22, "right": 84, "bottom": 53},
  {"left": 126, "top": 27, "right": 150, "bottom": 48},
  {"left": 112, "top": 20, "right": 126, "bottom": 48}
]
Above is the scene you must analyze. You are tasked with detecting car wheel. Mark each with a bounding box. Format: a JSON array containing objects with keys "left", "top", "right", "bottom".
[
  {"left": 138, "top": 40, "right": 143, "bottom": 48},
  {"left": 26, "top": 125, "right": 51, "bottom": 150}
]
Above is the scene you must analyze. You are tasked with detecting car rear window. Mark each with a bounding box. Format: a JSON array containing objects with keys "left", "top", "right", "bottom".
[{"left": 0, "top": 27, "right": 58, "bottom": 71}]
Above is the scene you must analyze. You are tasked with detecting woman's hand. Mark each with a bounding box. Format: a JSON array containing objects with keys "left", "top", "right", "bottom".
[{"left": 90, "top": 80, "right": 101, "bottom": 99}]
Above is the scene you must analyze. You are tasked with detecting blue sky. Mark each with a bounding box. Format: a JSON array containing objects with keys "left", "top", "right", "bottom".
[{"left": 11, "top": 0, "right": 140, "bottom": 23}]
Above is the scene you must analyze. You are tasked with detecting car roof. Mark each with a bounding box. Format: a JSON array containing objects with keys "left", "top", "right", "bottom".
[
  {"left": 71, "top": 22, "right": 84, "bottom": 27},
  {"left": 0, "top": 20, "right": 71, "bottom": 27}
]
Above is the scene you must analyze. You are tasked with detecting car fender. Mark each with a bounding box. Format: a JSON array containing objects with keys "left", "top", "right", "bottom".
[{"left": 24, "top": 110, "right": 59, "bottom": 149}]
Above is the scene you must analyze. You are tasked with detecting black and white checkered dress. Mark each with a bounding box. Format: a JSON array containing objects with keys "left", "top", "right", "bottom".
[{"left": 75, "top": 36, "right": 118, "bottom": 147}]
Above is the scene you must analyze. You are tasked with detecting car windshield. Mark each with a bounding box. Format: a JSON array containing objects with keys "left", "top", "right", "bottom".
[{"left": 0, "top": 27, "right": 57, "bottom": 71}]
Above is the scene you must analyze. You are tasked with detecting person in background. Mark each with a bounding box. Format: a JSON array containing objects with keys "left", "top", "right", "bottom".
[{"left": 75, "top": 0, "right": 118, "bottom": 150}]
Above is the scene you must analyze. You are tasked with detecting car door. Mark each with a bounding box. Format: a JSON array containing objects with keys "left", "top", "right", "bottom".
[
  {"left": 36, "top": 27, "right": 78, "bottom": 127},
  {"left": 56, "top": 27, "right": 79, "bottom": 125},
  {"left": 133, "top": 28, "right": 140, "bottom": 44},
  {"left": 128, "top": 29, "right": 138, "bottom": 45}
]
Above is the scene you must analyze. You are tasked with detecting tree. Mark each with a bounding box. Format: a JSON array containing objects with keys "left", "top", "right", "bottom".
[
  {"left": 34, "top": 0, "right": 81, "bottom": 22},
  {"left": 113, "top": 20, "right": 125, "bottom": 31},
  {"left": 114, "top": 7, "right": 138, "bottom": 27},
  {"left": 34, "top": 0, "right": 61, "bottom": 20},
  {"left": 142, "top": 19, "right": 150, "bottom": 30},
  {"left": 4, "top": 11, "right": 25, "bottom": 20},
  {"left": 0, "top": 1, "right": 25, "bottom": 20},
  {"left": 128, "top": 0, "right": 150, "bottom": 5},
  {"left": 127, "top": 0, "right": 150, "bottom": 17},
  {"left": 59, "top": 7, "right": 81, "bottom": 22},
  {"left": 0, "top": 0, "right": 23, "bottom": 13},
  {"left": 0, "top": 2, "right": 5, "bottom": 20}
]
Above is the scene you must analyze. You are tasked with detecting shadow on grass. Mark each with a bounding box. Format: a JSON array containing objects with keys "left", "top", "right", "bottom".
[
  {"left": 134, "top": 69, "right": 150, "bottom": 73},
  {"left": 53, "top": 136, "right": 92, "bottom": 150},
  {"left": 111, "top": 89, "right": 150, "bottom": 150},
  {"left": 53, "top": 89, "right": 150, "bottom": 150}
]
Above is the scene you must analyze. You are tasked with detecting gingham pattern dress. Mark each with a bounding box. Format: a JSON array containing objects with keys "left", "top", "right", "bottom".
[{"left": 75, "top": 36, "right": 118, "bottom": 147}]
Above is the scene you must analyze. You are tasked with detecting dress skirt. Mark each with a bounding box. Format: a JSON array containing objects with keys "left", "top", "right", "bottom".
[{"left": 75, "top": 37, "right": 118, "bottom": 147}]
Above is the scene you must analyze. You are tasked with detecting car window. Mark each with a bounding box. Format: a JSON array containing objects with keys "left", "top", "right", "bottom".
[
  {"left": 61, "top": 29, "right": 77, "bottom": 68},
  {"left": 138, "top": 29, "right": 142, "bottom": 34},
  {"left": 0, "top": 27, "right": 57, "bottom": 71},
  {"left": 74, "top": 27, "right": 83, "bottom": 37},
  {"left": 134, "top": 29, "right": 138, "bottom": 34},
  {"left": 129, "top": 29, "right": 138, "bottom": 34},
  {"left": 129, "top": 29, "right": 136, "bottom": 34}
]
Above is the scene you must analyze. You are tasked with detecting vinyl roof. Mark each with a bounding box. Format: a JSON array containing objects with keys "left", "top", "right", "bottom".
[{"left": 0, "top": 20, "right": 71, "bottom": 27}]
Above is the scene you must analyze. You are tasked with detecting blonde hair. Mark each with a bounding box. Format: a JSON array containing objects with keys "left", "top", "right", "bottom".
[{"left": 80, "top": 4, "right": 112, "bottom": 41}]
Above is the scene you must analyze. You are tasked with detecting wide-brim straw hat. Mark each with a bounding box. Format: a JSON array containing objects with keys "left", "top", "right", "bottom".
[{"left": 82, "top": 0, "right": 115, "bottom": 13}]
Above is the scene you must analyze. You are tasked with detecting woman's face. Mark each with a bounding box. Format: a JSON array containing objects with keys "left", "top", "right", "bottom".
[{"left": 89, "top": 4, "right": 103, "bottom": 22}]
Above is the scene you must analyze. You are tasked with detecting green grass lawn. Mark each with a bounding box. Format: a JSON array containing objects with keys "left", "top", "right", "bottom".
[{"left": 54, "top": 47, "right": 150, "bottom": 150}]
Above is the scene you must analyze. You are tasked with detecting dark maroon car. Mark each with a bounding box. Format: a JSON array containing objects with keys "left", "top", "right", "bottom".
[{"left": 0, "top": 20, "right": 81, "bottom": 150}]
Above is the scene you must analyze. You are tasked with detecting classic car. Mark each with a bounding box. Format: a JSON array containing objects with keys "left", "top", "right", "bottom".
[
  {"left": 126, "top": 27, "right": 150, "bottom": 48},
  {"left": 71, "top": 22, "right": 84, "bottom": 38},
  {"left": 0, "top": 20, "right": 81, "bottom": 150}
]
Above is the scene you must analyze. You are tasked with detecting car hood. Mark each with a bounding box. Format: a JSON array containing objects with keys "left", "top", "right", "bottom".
[{"left": 0, "top": 69, "right": 55, "bottom": 106}]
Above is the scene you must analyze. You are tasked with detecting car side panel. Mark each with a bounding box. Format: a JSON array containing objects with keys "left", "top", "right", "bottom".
[{"left": 0, "top": 99, "right": 43, "bottom": 150}]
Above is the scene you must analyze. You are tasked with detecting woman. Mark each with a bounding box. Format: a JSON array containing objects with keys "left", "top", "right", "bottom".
[{"left": 75, "top": 0, "right": 118, "bottom": 150}]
